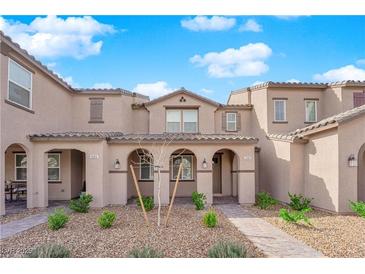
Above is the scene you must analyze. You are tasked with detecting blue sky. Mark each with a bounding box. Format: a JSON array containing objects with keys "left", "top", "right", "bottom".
[{"left": 1, "top": 15, "right": 365, "bottom": 103}]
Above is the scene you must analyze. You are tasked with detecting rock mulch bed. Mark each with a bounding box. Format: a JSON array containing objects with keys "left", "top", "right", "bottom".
[
  {"left": 247, "top": 204, "right": 365, "bottom": 258},
  {"left": 0, "top": 205, "right": 264, "bottom": 258}
]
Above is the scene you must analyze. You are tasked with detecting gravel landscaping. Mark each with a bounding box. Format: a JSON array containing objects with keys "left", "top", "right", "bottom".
[
  {"left": 247, "top": 204, "right": 365, "bottom": 258},
  {"left": 0, "top": 205, "right": 264, "bottom": 258}
]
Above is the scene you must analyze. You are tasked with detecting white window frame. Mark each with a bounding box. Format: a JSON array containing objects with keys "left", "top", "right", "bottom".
[
  {"left": 14, "top": 153, "right": 27, "bottom": 181},
  {"left": 305, "top": 100, "right": 318, "bottom": 123},
  {"left": 226, "top": 112, "right": 237, "bottom": 131},
  {"left": 139, "top": 155, "right": 154, "bottom": 181},
  {"left": 48, "top": 153, "right": 61, "bottom": 182},
  {"left": 171, "top": 155, "right": 194, "bottom": 181},
  {"left": 8, "top": 58, "right": 33, "bottom": 109},
  {"left": 274, "top": 99, "right": 287, "bottom": 122},
  {"left": 166, "top": 109, "right": 198, "bottom": 133}
]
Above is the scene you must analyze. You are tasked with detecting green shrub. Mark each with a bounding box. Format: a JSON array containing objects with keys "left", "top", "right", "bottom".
[
  {"left": 208, "top": 241, "right": 247, "bottom": 258},
  {"left": 136, "top": 196, "right": 154, "bottom": 211},
  {"left": 255, "top": 192, "right": 278, "bottom": 209},
  {"left": 203, "top": 210, "right": 218, "bottom": 228},
  {"left": 98, "top": 210, "right": 116, "bottom": 229},
  {"left": 69, "top": 193, "right": 93, "bottom": 213},
  {"left": 48, "top": 208, "right": 69, "bottom": 230},
  {"left": 288, "top": 192, "right": 313, "bottom": 211},
  {"left": 128, "top": 247, "right": 163, "bottom": 258},
  {"left": 350, "top": 201, "right": 365, "bottom": 218},
  {"left": 25, "top": 244, "right": 70, "bottom": 258},
  {"left": 192, "top": 191, "right": 206, "bottom": 210},
  {"left": 279, "top": 208, "right": 311, "bottom": 225}
]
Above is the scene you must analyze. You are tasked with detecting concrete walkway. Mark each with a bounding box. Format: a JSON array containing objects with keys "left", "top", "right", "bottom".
[
  {"left": 0, "top": 205, "right": 70, "bottom": 240},
  {"left": 217, "top": 204, "right": 325, "bottom": 258}
]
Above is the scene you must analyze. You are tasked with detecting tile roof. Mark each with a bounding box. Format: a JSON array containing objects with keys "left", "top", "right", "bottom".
[
  {"left": 74, "top": 88, "right": 149, "bottom": 99},
  {"left": 230, "top": 80, "right": 365, "bottom": 95},
  {"left": 268, "top": 104, "right": 365, "bottom": 142},
  {"left": 29, "top": 132, "right": 124, "bottom": 140},
  {"left": 29, "top": 132, "right": 258, "bottom": 143},
  {"left": 289, "top": 104, "right": 365, "bottom": 136},
  {"left": 109, "top": 133, "right": 258, "bottom": 143}
]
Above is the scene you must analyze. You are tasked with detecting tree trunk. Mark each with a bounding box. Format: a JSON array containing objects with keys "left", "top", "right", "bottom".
[{"left": 157, "top": 168, "right": 161, "bottom": 227}]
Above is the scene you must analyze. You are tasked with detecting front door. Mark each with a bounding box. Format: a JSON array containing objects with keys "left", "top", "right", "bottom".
[{"left": 212, "top": 154, "right": 222, "bottom": 194}]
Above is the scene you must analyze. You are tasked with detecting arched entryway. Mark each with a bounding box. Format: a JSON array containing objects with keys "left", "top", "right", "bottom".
[
  {"left": 45, "top": 148, "right": 86, "bottom": 206},
  {"left": 169, "top": 149, "right": 197, "bottom": 197},
  {"left": 211, "top": 148, "right": 239, "bottom": 204},
  {"left": 358, "top": 143, "right": 365, "bottom": 201},
  {"left": 4, "top": 143, "right": 29, "bottom": 214},
  {"left": 127, "top": 149, "right": 154, "bottom": 201}
]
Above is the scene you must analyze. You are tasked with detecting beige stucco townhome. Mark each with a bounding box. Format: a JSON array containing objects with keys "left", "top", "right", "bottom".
[{"left": 1, "top": 30, "right": 364, "bottom": 215}]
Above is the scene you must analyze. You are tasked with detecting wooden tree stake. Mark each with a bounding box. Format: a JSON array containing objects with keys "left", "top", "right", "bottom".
[
  {"left": 164, "top": 163, "right": 183, "bottom": 227},
  {"left": 130, "top": 164, "right": 149, "bottom": 225}
]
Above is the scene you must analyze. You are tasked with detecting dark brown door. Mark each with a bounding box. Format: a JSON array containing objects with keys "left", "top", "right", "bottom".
[{"left": 212, "top": 155, "right": 222, "bottom": 194}]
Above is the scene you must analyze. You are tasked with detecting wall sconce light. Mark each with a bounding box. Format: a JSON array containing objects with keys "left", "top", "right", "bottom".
[
  {"left": 202, "top": 158, "right": 208, "bottom": 169},
  {"left": 348, "top": 154, "right": 358, "bottom": 167},
  {"left": 114, "top": 159, "right": 121, "bottom": 169}
]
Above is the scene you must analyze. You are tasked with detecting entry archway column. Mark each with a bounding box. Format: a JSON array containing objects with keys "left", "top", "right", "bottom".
[
  {"left": 237, "top": 146, "right": 256, "bottom": 205},
  {"left": 196, "top": 154, "right": 213, "bottom": 205},
  {"left": 0, "top": 149, "right": 5, "bottom": 215}
]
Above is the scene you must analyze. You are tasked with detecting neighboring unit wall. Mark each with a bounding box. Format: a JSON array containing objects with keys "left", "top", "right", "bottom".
[
  {"left": 228, "top": 90, "right": 251, "bottom": 105},
  {"left": 267, "top": 88, "right": 323, "bottom": 134},
  {"left": 304, "top": 129, "right": 339, "bottom": 212},
  {"left": 71, "top": 94, "right": 148, "bottom": 133},
  {"left": 337, "top": 116, "right": 365, "bottom": 212}
]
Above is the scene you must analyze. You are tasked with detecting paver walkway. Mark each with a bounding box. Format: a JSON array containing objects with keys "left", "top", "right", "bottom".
[
  {"left": 217, "top": 204, "right": 325, "bottom": 258},
  {"left": 0, "top": 205, "right": 70, "bottom": 240}
]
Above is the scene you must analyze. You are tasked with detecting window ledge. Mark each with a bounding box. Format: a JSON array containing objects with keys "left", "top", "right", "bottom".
[
  {"left": 272, "top": 121, "right": 288, "bottom": 124},
  {"left": 88, "top": 120, "right": 104, "bottom": 124},
  {"left": 4, "top": 99, "right": 34, "bottom": 114},
  {"left": 170, "top": 179, "right": 195, "bottom": 182},
  {"left": 304, "top": 121, "right": 317, "bottom": 124},
  {"left": 138, "top": 180, "right": 154, "bottom": 182},
  {"left": 48, "top": 181, "right": 62, "bottom": 184}
]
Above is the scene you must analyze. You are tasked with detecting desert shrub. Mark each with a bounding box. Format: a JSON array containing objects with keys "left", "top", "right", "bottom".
[
  {"left": 136, "top": 196, "right": 154, "bottom": 211},
  {"left": 25, "top": 244, "right": 70, "bottom": 258},
  {"left": 69, "top": 193, "right": 93, "bottom": 213},
  {"left": 98, "top": 210, "right": 116, "bottom": 229},
  {"left": 203, "top": 210, "right": 218, "bottom": 228},
  {"left": 208, "top": 241, "right": 247, "bottom": 258},
  {"left": 279, "top": 208, "right": 311, "bottom": 225},
  {"left": 288, "top": 192, "right": 313, "bottom": 211},
  {"left": 349, "top": 201, "right": 365, "bottom": 218},
  {"left": 48, "top": 208, "right": 69, "bottom": 230},
  {"left": 192, "top": 191, "right": 206, "bottom": 210},
  {"left": 128, "top": 247, "right": 163, "bottom": 258},
  {"left": 255, "top": 192, "right": 277, "bottom": 209}
]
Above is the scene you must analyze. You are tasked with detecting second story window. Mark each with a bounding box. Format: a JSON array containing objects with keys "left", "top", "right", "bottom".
[
  {"left": 305, "top": 100, "right": 318, "bottom": 123},
  {"left": 226, "top": 112, "right": 237, "bottom": 131},
  {"left": 8, "top": 59, "right": 32, "bottom": 109},
  {"left": 274, "top": 99, "right": 287, "bottom": 122},
  {"left": 89, "top": 98, "right": 104, "bottom": 123},
  {"left": 166, "top": 109, "right": 198, "bottom": 133}
]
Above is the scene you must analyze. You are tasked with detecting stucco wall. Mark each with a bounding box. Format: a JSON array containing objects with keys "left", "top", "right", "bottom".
[
  {"left": 228, "top": 91, "right": 250, "bottom": 105},
  {"left": 304, "top": 129, "right": 339, "bottom": 211},
  {"left": 338, "top": 116, "right": 365, "bottom": 211},
  {"left": 146, "top": 93, "right": 217, "bottom": 134}
]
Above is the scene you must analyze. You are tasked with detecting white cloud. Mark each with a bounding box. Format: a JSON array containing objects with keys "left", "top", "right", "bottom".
[
  {"left": 275, "top": 16, "right": 302, "bottom": 20},
  {"left": 133, "top": 81, "right": 175, "bottom": 98},
  {"left": 0, "top": 15, "right": 115, "bottom": 59},
  {"left": 238, "top": 19, "right": 262, "bottom": 32},
  {"left": 356, "top": 59, "right": 365, "bottom": 66},
  {"left": 190, "top": 43, "right": 272, "bottom": 78},
  {"left": 92, "top": 82, "right": 113, "bottom": 89},
  {"left": 201, "top": 88, "right": 214, "bottom": 94},
  {"left": 251, "top": 81, "right": 264, "bottom": 86},
  {"left": 313, "top": 65, "right": 365, "bottom": 82},
  {"left": 286, "top": 78, "right": 300, "bottom": 83},
  {"left": 181, "top": 16, "right": 236, "bottom": 31},
  {"left": 46, "top": 62, "right": 57, "bottom": 69}
]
